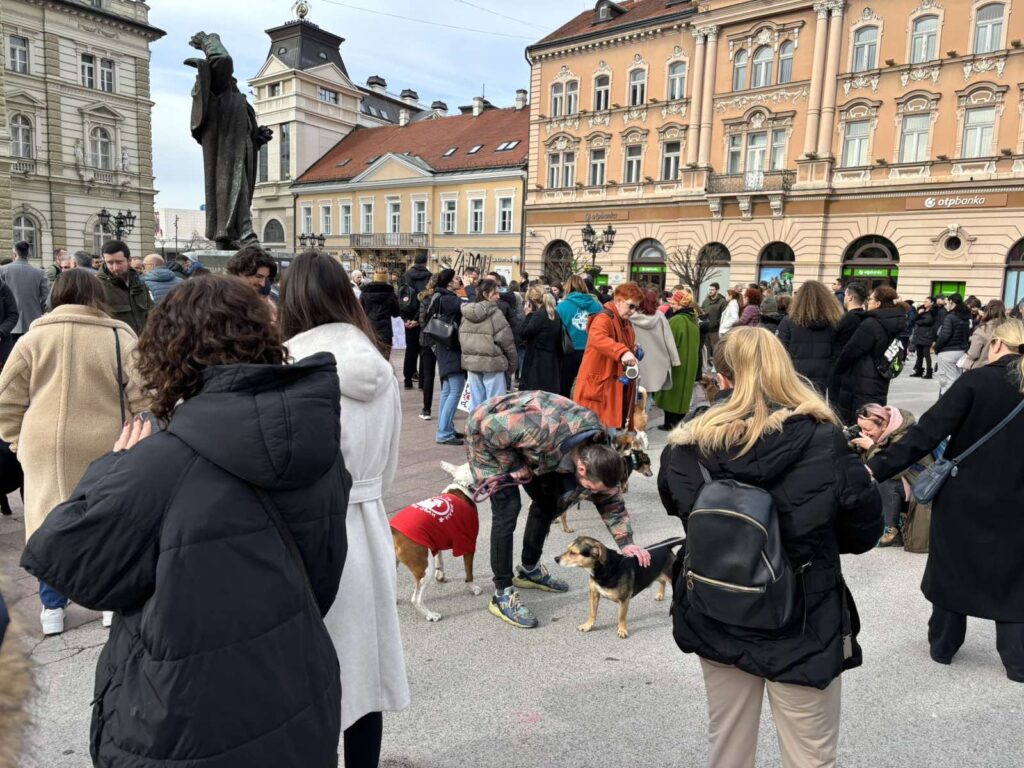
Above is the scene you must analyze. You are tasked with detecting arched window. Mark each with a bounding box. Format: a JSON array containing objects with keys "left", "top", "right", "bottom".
[
  {"left": 90, "top": 126, "right": 112, "bottom": 170},
  {"left": 543, "top": 239, "right": 574, "bottom": 283},
  {"left": 751, "top": 46, "right": 773, "bottom": 89},
  {"left": 629, "top": 69, "right": 646, "bottom": 106},
  {"left": 733, "top": 49, "right": 748, "bottom": 91},
  {"left": 843, "top": 235, "right": 901, "bottom": 288},
  {"left": 550, "top": 83, "right": 564, "bottom": 118},
  {"left": 263, "top": 219, "right": 285, "bottom": 243},
  {"left": 93, "top": 222, "right": 113, "bottom": 253},
  {"left": 974, "top": 3, "right": 1005, "bottom": 55},
  {"left": 668, "top": 61, "right": 687, "bottom": 101},
  {"left": 911, "top": 16, "right": 939, "bottom": 63},
  {"left": 1005, "top": 238, "right": 1024, "bottom": 308},
  {"left": 778, "top": 41, "right": 795, "bottom": 84},
  {"left": 566, "top": 81, "right": 579, "bottom": 115},
  {"left": 759, "top": 242, "right": 796, "bottom": 295},
  {"left": 594, "top": 74, "right": 610, "bottom": 112},
  {"left": 10, "top": 115, "right": 32, "bottom": 159},
  {"left": 853, "top": 27, "right": 878, "bottom": 72},
  {"left": 12, "top": 215, "right": 36, "bottom": 248}
]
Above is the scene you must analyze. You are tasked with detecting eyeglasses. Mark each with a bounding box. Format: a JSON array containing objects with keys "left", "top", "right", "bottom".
[{"left": 625, "top": 302, "right": 640, "bottom": 311}]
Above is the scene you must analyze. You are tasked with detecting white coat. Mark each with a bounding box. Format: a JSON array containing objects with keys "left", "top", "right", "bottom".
[
  {"left": 719, "top": 299, "right": 740, "bottom": 337},
  {"left": 629, "top": 312, "right": 680, "bottom": 392},
  {"left": 286, "top": 322, "right": 411, "bottom": 731}
]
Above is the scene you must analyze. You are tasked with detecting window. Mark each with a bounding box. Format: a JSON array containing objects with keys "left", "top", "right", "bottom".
[
  {"left": 81, "top": 54, "right": 95, "bottom": 88},
  {"left": 470, "top": 199, "right": 484, "bottom": 234},
  {"left": 318, "top": 87, "right": 338, "bottom": 104},
  {"left": 301, "top": 206, "right": 313, "bottom": 235},
  {"left": 911, "top": 16, "right": 939, "bottom": 64},
  {"left": 100, "top": 58, "right": 114, "bottom": 93},
  {"left": 548, "top": 152, "right": 561, "bottom": 188},
  {"left": 268, "top": 82, "right": 281, "bottom": 97},
  {"left": 899, "top": 113, "right": 931, "bottom": 162},
  {"left": 778, "top": 41, "right": 795, "bottom": 84},
  {"left": 624, "top": 145, "right": 642, "bottom": 183},
  {"left": 10, "top": 115, "right": 32, "bottom": 159},
  {"left": 562, "top": 151, "right": 576, "bottom": 187},
  {"left": 341, "top": 203, "right": 352, "bottom": 234},
  {"left": 8, "top": 36, "right": 28, "bottom": 74},
  {"left": 361, "top": 202, "right": 373, "bottom": 233},
  {"left": 594, "top": 75, "right": 610, "bottom": 111},
  {"left": 598, "top": 4, "right": 610, "bottom": 20},
  {"left": 93, "top": 222, "right": 112, "bottom": 253},
  {"left": 751, "top": 46, "right": 773, "bottom": 89},
  {"left": 728, "top": 135, "right": 743, "bottom": 174},
  {"left": 496, "top": 141, "right": 521, "bottom": 151},
  {"left": 388, "top": 201, "right": 401, "bottom": 234},
  {"left": 263, "top": 220, "right": 285, "bottom": 243},
  {"left": 279, "top": 123, "right": 291, "bottom": 180},
  {"left": 962, "top": 106, "right": 995, "bottom": 158},
  {"left": 12, "top": 215, "right": 35, "bottom": 248},
  {"left": 733, "top": 50, "right": 748, "bottom": 91},
  {"left": 442, "top": 199, "right": 457, "bottom": 233},
  {"left": 853, "top": 27, "right": 878, "bottom": 72},
  {"left": 414, "top": 200, "right": 426, "bottom": 233},
  {"left": 589, "top": 148, "right": 606, "bottom": 186},
  {"left": 662, "top": 141, "right": 681, "bottom": 180},
  {"left": 547, "top": 150, "right": 575, "bottom": 187},
  {"left": 551, "top": 83, "right": 564, "bottom": 117},
  {"left": 321, "top": 204, "right": 332, "bottom": 235},
  {"left": 443, "top": 147, "right": 457, "bottom": 156},
  {"left": 974, "top": 3, "right": 1005, "bottom": 54},
  {"left": 746, "top": 131, "right": 768, "bottom": 173},
  {"left": 668, "top": 62, "right": 687, "bottom": 101},
  {"left": 257, "top": 143, "right": 268, "bottom": 182},
  {"left": 468, "top": 145, "right": 483, "bottom": 154},
  {"left": 566, "top": 81, "right": 579, "bottom": 115},
  {"left": 89, "top": 126, "right": 112, "bottom": 169},
  {"left": 498, "top": 197, "right": 513, "bottom": 233},
  {"left": 771, "top": 129, "right": 787, "bottom": 170},
  {"left": 842, "top": 120, "right": 871, "bottom": 167},
  {"left": 629, "top": 69, "right": 646, "bottom": 106},
  {"left": 728, "top": 130, "right": 788, "bottom": 174}
]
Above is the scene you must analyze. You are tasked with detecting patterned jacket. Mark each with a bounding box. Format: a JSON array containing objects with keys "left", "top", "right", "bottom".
[{"left": 465, "top": 391, "right": 634, "bottom": 547}]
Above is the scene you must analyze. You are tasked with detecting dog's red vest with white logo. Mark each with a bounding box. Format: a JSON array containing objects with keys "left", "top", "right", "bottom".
[{"left": 390, "top": 493, "right": 479, "bottom": 556}]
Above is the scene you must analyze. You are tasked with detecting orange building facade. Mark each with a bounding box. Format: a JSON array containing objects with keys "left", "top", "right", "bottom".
[{"left": 524, "top": 0, "right": 1024, "bottom": 306}]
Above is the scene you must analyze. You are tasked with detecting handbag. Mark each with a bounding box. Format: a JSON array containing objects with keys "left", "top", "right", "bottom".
[
  {"left": 912, "top": 398, "right": 1024, "bottom": 504},
  {"left": 558, "top": 321, "right": 575, "bottom": 356},
  {"left": 422, "top": 296, "right": 458, "bottom": 348}
]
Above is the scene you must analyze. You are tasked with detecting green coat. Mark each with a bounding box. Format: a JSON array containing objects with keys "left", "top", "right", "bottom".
[{"left": 655, "top": 310, "right": 701, "bottom": 416}]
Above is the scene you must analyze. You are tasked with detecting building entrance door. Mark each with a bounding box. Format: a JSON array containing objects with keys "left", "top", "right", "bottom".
[{"left": 630, "top": 238, "right": 667, "bottom": 291}]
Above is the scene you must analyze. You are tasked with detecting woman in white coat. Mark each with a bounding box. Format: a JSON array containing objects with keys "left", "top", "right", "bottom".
[
  {"left": 717, "top": 286, "right": 742, "bottom": 337},
  {"left": 279, "top": 252, "right": 410, "bottom": 768}
]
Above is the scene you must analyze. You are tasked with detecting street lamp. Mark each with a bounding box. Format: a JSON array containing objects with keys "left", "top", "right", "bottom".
[
  {"left": 298, "top": 233, "right": 327, "bottom": 251},
  {"left": 581, "top": 222, "right": 616, "bottom": 272},
  {"left": 97, "top": 208, "right": 136, "bottom": 239}
]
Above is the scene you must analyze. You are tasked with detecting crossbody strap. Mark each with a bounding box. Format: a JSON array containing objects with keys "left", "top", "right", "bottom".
[
  {"left": 696, "top": 460, "right": 712, "bottom": 485},
  {"left": 112, "top": 328, "right": 126, "bottom": 425},
  {"left": 252, "top": 487, "right": 319, "bottom": 608},
  {"left": 952, "top": 397, "right": 1024, "bottom": 465}
]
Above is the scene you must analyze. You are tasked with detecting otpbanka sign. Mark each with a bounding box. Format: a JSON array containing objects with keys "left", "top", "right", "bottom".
[{"left": 906, "top": 193, "right": 1007, "bottom": 210}]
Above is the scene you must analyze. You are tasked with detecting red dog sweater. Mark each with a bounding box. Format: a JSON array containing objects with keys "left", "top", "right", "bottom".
[{"left": 390, "top": 493, "right": 479, "bottom": 557}]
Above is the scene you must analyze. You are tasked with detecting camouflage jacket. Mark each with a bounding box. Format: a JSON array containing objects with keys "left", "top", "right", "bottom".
[{"left": 465, "top": 391, "right": 634, "bottom": 546}]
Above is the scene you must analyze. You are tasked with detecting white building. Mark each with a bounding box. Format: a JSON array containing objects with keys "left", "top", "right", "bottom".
[{"left": 153, "top": 207, "right": 212, "bottom": 256}]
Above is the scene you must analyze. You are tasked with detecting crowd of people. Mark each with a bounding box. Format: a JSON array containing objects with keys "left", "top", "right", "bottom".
[{"left": 0, "top": 240, "right": 1020, "bottom": 768}]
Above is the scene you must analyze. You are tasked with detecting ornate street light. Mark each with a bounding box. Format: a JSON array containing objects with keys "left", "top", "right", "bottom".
[
  {"left": 298, "top": 233, "right": 327, "bottom": 251},
  {"left": 96, "top": 208, "right": 135, "bottom": 239},
  {"left": 581, "top": 222, "right": 616, "bottom": 273}
]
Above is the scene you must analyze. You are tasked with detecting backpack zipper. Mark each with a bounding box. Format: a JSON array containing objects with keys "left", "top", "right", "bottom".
[
  {"left": 691, "top": 508, "right": 768, "bottom": 537},
  {"left": 686, "top": 570, "right": 764, "bottom": 594}
]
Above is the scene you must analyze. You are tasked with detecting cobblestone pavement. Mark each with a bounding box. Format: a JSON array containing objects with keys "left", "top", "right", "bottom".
[{"left": 5, "top": 364, "right": 1021, "bottom": 767}]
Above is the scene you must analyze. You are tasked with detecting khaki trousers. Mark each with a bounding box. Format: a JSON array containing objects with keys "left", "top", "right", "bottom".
[{"left": 700, "top": 659, "right": 842, "bottom": 768}]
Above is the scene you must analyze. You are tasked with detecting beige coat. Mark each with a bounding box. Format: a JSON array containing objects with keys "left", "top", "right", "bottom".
[
  {"left": 0, "top": 305, "right": 147, "bottom": 539},
  {"left": 964, "top": 319, "right": 997, "bottom": 370}
]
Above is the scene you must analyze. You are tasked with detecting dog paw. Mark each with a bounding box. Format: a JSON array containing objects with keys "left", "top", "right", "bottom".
[
  {"left": 655, "top": 592, "right": 666, "bottom": 602},
  {"left": 562, "top": 526, "right": 575, "bottom": 534},
  {"left": 425, "top": 611, "right": 442, "bottom": 622},
  {"left": 577, "top": 622, "right": 594, "bottom": 633},
  {"left": 435, "top": 571, "right": 448, "bottom": 583},
  {"left": 617, "top": 627, "right": 630, "bottom": 639},
  {"left": 468, "top": 583, "right": 483, "bottom": 596}
]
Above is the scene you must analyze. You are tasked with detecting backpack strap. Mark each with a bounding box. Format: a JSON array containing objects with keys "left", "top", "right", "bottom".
[{"left": 696, "top": 460, "right": 712, "bottom": 485}]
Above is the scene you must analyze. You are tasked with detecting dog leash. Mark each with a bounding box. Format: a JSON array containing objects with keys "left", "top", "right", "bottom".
[
  {"left": 642, "top": 537, "right": 686, "bottom": 551},
  {"left": 472, "top": 469, "right": 534, "bottom": 503}
]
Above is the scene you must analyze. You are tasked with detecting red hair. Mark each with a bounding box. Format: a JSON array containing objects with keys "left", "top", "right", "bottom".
[
  {"left": 639, "top": 288, "right": 660, "bottom": 315},
  {"left": 613, "top": 281, "right": 644, "bottom": 304},
  {"left": 744, "top": 287, "right": 763, "bottom": 306}
]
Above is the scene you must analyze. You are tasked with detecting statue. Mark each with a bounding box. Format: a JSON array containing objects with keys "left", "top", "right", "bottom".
[{"left": 186, "top": 32, "right": 273, "bottom": 250}]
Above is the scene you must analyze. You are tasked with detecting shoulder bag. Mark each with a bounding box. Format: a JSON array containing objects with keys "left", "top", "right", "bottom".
[
  {"left": 558, "top": 316, "right": 575, "bottom": 356},
  {"left": 113, "top": 328, "right": 126, "bottom": 425},
  {"left": 422, "top": 295, "right": 458, "bottom": 348},
  {"left": 912, "top": 398, "right": 1024, "bottom": 504}
]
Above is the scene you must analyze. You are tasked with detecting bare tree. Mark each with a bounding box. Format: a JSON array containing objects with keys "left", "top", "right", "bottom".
[{"left": 666, "top": 244, "right": 724, "bottom": 302}]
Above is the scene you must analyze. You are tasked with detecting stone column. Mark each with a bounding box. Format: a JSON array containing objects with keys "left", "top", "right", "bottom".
[
  {"left": 697, "top": 26, "right": 719, "bottom": 167},
  {"left": 816, "top": 1, "right": 846, "bottom": 157},
  {"left": 686, "top": 28, "right": 706, "bottom": 167},
  {"left": 803, "top": 1, "right": 831, "bottom": 157}
]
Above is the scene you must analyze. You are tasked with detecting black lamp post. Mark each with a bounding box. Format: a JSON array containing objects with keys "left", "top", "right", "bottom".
[
  {"left": 97, "top": 208, "right": 136, "bottom": 239},
  {"left": 581, "top": 222, "right": 616, "bottom": 273},
  {"left": 298, "top": 233, "right": 327, "bottom": 251}
]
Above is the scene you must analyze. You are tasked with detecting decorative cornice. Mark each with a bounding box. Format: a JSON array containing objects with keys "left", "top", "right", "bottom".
[{"left": 713, "top": 86, "right": 810, "bottom": 113}]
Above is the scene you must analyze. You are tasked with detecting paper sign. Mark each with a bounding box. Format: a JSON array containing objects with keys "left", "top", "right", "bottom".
[{"left": 456, "top": 380, "right": 472, "bottom": 412}]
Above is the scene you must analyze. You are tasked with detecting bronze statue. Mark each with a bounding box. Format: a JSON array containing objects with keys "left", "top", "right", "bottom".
[{"left": 186, "top": 32, "right": 273, "bottom": 250}]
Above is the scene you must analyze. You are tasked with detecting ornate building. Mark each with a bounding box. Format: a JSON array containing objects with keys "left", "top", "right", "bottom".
[
  {"left": 0, "top": 0, "right": 164, "bottom": 262},
  {"left": 525, "top": 0, "right": 1024, "bottom": 306}
]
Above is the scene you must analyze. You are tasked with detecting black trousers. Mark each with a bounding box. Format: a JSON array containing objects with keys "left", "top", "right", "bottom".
[
  {"left": 928, "top": 604, "right": 1024, "bottom": 682},
  {"left": 403, "top": 327, "right": 421, "bottom": 385},
  {"left": 913, "top": 345, "right": 932, "bottom": 376},
  {"left": 420, "top": 345, "right": 437, "bottom": 414},
  {"left": 489, "top": 474, "right": 575, "bottom": 591},
  {"left": 559, "top": 349, "right": 585, "bottom": 398},
  {"left": 343, "top": 711, "right": 382, "bottom": 767}
]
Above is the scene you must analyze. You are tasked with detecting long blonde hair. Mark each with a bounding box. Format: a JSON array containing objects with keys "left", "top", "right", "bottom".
[
  {"left": 526, "top": 284, "right": 557, "bottom": 319},
  {"left": 673, "top": 327, "right": 838, "bottom": 455},
  {"left": 992, "top": 319, "right": 1024, "bottom": 393}
]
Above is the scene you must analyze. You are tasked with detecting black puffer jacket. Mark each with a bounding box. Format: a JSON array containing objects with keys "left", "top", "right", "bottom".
[
  {"left": 833, "top": 306, "right": 905, "bottom": 423},
  {"left": 22, "top": 354, "right": 351, "bottom": 768},
  {"left": 658, "top": 413, "right": 882, "bottom": 689},
  {"left": 934, "top": 305, "right": 972, "bottom": 353},
  {"left": 424, "top": 288, "right": 464, "bottom": 379},
  {"left": 359, "top": 281, "right": 400, "bottom": 344},
  {"left": 910, "top": 306, "right": 938, "bottom": 346},
  {"left": 777, "top": 317, "right": 837, "bottom": 394}
]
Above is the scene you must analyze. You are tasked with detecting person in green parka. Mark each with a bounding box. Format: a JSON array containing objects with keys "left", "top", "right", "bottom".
[{"left": 655, "top": 288, "right": 702, "bottom": 431}]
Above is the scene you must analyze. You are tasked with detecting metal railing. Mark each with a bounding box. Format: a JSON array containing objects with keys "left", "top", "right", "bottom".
[
  {"left": 349, "top": 233, "right": 429, "bottom": 249},
  {"left": 707, "top": 170, "right": 795, "bottom": 194}
]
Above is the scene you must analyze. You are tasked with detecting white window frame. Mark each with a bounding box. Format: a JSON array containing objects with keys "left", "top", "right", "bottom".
[
  {"left": 442, "top": 198, "right": 457, "bottom": 234},
  {"left": 361, "top": 201, "right": 374, "bottom": 234},
  {"left": 910, "top": 16, "right": 939, "bottom": 64},
  {"left": 668, "top": 62, "right": 687, "bottom": 101},
  {"left": 973, "top": 3, "right": 1006, "bottom": 55},
  {"left": 778, "top": 41, "right": 795, "bottom": 85},
  {"left": 413, "top": 199, "right": 427, "bottom": 234},
  {"left": 548, "top": 152, "right": 562, "bottom": 188},
  {"left": 497, "top": 196, "right": 514, "bottom": 233},
  {"left": 629, "top": 69, "right": 646, "bottom": 106},
  {"left": 10, "top": 114, "right": 32, "bottom": 159},
  {"left": 100, "top": 58, "right": 114, "bottom": 93},
  {"left": 469, "top": 198, "right": 485, "bottom": 234},
  {"left": 8, "top": 35, "right": 28, "bottom": 74},
  {"left": 13, "top": 215, "right": 36, "bottom": 248},
  {"left": 751, "top": 46, "right": 773, "bottom": 89},
  {"left": 318, "top": 87, "right": 338, "bottom": 104},
  {"left": 340, "top": 202, "right": 352, "bottom": 234},
  {"left": 662, "top": 140, "right": 681, "bottom": 180},
  {"left": 842, "top": 119, "right": 871, "bottom": 167},
  {"left": 962, "top": 106, "right": 996, "bottom": 158},
  {"left": 81, "top": 53, "right": 95, "bottom": 88},
  {"left": 562, "top": 151, "right": 576, "bottom": 187},
  {"left": 728, "top": 135, "right": 743, "bottom": 174},
  {"left": 770, "top": 129, "right": 787, "bottom": 170},
  {"left": 89, "top": 126, "right": 113, "bottom": 169},
  {"left": 589, "top": 148, "right": 607, "bottom": 186},
  {"left": 320, "top": 203, "right": 332, "bottom": 235},
  {"left": 852, "top": 27, "right": 878, "bottom": 72},
  {"left": 624, "top": 145, "right": 643, "bottom": 184},
  {"left": 899, "top": 113, "right": 931, "bottom": 162},
  {"left": 566, "top": 81, "right": 579, "bottom": 115},
  {"left": 268, "top": 82, "right": 282, "bottom": 97},
  {"left": 387, "top": 200, "right": 401, "bottom": 234},
  {"left": 745, "top": 131, "right": 769, "bottom": 172},
  {"left": 550, "top": 83, "right": 564, "bottom": 117},
  {"left": 594, "top": 75, "right": 611, "bottom": 112},
  {"left": 301, "top": 205, "right": 313, "bottom": 235}
]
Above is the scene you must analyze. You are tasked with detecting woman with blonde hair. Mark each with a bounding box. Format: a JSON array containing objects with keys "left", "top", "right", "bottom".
[
  {"left": 777, "top": 280, "right": 844, "bottom": 394},
  {"left": 659, "top": 327, "right": 882, "bottom": 767},
  {"left": 868, "top": 320, "right": 1024, "bottom": 682},
  {"left": 556, "top": 274, "right": 603, "bottom": 396},
  {"left": 520, "top": 285, "right": 562, "bottom": 393},
  {"left": 653, "top": 288, "right": 700, "bottom": 431}
]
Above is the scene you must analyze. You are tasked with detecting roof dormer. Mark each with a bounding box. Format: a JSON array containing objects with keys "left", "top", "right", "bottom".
[{"left": 595, "top": 1, "right": 626, "bottom": 23}]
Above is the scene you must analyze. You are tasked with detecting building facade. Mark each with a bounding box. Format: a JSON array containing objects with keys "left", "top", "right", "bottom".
[
  {"left": 525, "top": 0, "right": 1024, "bottom": 307},
  {"left": 0, "top": 0, "right": 164, "bottom": 264}
]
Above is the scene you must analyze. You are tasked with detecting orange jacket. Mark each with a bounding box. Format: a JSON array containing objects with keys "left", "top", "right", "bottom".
[{"left": 573, "top": 304, "right": 637, "bottom": 431}]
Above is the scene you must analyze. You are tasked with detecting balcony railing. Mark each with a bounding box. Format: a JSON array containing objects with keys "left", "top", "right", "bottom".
[
  {"left": 12, "top": 159, "right": 36, "bottom": 174},
  {"left": 349, "top": 233, "right": 429, "bottom": 249},
  {"left": 707, "top": 170, "right": 795, "bottom": 194}
]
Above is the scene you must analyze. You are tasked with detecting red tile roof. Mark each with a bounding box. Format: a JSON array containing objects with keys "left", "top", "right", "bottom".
[
  {"left": 532, "top": 0, "right": 695, "bottom": 50},
  {"left": 295, "top": 107, "right": 529, "bottom": 185}
]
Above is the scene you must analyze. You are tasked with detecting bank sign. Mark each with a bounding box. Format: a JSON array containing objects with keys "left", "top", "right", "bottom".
[{"left": 906, "top": 193, "right": 1007, "bottom": 210}]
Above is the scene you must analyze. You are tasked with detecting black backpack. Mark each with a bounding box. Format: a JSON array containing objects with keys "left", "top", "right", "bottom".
[
  {"left": 682, "top": 463, "right": 801, "bottom": 631},
  {"left": 398, "top": 281, "right": 420, "bottom": 320}
]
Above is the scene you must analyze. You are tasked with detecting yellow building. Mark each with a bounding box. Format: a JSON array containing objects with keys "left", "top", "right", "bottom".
[
  {"left": 293, "top": 97, "right": 529, "bottom": 278},
  {"left": 525, "top": 0, "right": 1024, "bottom": 307}
]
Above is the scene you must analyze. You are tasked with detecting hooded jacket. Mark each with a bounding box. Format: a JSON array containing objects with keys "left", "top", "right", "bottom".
[
  {"left": 630, "top": 311, "right": 680, "bottom": 392},
  {"left": 934, "top": 305, "right": 971, "bottom": 353},
  {"left": 700, "top": 293, "right": 727, "bottom": 332},
  {"left": 833, "top": 306, "right": 905, "bottom": 422},
  {"left": 777, "top": 317, "right": 838, "bottom": 394},
  {"left": 96, "top": 266, "right": 155, "bottom": 336},
  {"left": 142, "top": 267, "right": 184, "bottom": 304},
  {"left": 459, "top": 301, "right": 517, "bottom": 374},
  {"left": 359, "top": 282, "right": 400, "bottom": 344},
  {"left": 556, "top": 291, "right": 603, "bottom": 351},
  {"left": 399, "top": 265, "right": 432, "bottom": 321},
  {"left": 21, "top": 353, "right": 351, "bottom": 768}
]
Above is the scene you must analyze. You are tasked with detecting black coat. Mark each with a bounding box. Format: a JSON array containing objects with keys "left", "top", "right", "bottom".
[
  {"left": 21, "top": 354, "right": 351, "bottom": 768},
  {"left": 832, "top": 307, "right": 905, "bottom": 423},
  {"left": 934, "top": 306, "right": 971, "bottom": 353},
  {"left": 399, "top": 265, "right": 431, "bottom": 321},
  {"left": 659, "top": 414, "right": 882, "bottom": 689},
  {"left": 0, "top": 282, "right": 18, "bottom": 369},
  {"left": 910, "top": 306, "right": 938, "bottom": 346},
  {"left": 359, "top": 282, "right": 400, "bottom": 344},
  {"left": 520, "top": 310, "right": 562, "bottom": 393},
  {"left": 425, "top": 288, "right": 464, "bottom": 379},
  {"left": 868, "top": 356, "right": 1024, "bottom": 622},
  {"left": 777, "top": 317, "right": 837, "bottom": 395}
]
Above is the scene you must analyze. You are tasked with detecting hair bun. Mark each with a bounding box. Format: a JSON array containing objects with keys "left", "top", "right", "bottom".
[{"left": 1018, "top": 343, "right": 1024, "bottom": 354}]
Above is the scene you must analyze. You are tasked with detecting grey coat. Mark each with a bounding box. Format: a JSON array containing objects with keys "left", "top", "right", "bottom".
[
  {"left": 459, "top": 302, "right": 517, "bottom": 374},
  {"left": 0, "top": 259, "right": 48, "bottom": 334},
  {"left": 630, "top": 312, "right": 680, "bottom": 392}
]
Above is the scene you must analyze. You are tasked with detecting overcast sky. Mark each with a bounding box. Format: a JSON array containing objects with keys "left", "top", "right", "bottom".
[{"left": 149, "top": 0, "right": 577, "bottom": 209}]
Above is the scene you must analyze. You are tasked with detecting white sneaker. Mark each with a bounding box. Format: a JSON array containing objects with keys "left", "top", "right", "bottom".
[
  {"left": 102, "top": 611, "right": 114, "bottom": 628},
  {"left": 40, "top": 607, "right": 65, "bottom": 636}
]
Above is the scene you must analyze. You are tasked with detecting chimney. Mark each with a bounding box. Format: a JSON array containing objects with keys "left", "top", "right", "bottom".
[
  {"left": 366, "top": 75, "right": 387, "bottom": 94},
  {"left": 399, "top": 108, "right": 410, "bottom": 127},
  {"left": 431, "top": 100, "right": 448, "bottom": 117},
  {"left": 515, "top": 89, "right": 528, "bottom": 111},
  {"left": 400, "top": 88, "right": 419, "bottom": 105},
  {"left": 472, "top": 95, "right": 484, "bottom": 117}
]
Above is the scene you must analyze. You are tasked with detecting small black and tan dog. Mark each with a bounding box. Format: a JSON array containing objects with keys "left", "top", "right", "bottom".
[{"left": 555, "top": 536, "right": 682, "bottom": 639}]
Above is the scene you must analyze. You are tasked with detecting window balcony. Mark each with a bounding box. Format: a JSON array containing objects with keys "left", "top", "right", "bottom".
[
  {"left": 12, "top": 159, "right": 36, "bottom": 174},
  {"left": 350, "top": 233, "right": 429, "bottom": 249},
  {"left": 707, "top": 170, "right": 795, "bottom": 194}
]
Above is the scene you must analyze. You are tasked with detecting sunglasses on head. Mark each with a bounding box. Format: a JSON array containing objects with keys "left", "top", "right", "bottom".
[{"left": 856, "top": 406, "right": 885, "bottom": 424}]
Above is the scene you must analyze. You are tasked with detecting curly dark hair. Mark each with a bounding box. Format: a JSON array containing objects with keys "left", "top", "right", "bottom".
[{"left": 136, "top": 275, "right": 286, "bottom": 421}]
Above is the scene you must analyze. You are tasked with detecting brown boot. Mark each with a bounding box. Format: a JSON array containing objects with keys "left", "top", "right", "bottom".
[{"left": 877, "top": 526, "right": 903, "bottom": 547}]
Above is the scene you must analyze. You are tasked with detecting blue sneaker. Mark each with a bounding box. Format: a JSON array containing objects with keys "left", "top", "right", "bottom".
[
  {"left": 488, "top": 587, "right": 538, "bottom": 628},
  {"left": 513, "top": 563, "right": 569, "bottom": 593}
]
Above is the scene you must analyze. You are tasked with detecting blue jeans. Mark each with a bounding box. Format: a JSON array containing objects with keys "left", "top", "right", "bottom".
[
  {"left": 39, "top": 581, "right": 68, "bottom": 610},
  {"left": 437, "top": 373, "right": 466, "bottom": 441},
  {"left": 468, "top": 371, "right": 506, "bottom": 413}
]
